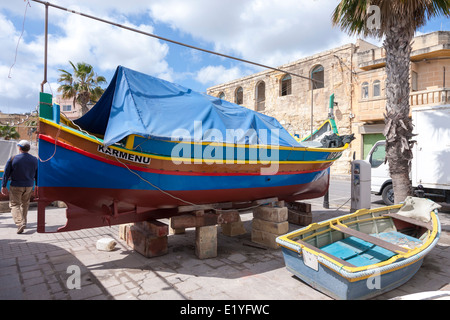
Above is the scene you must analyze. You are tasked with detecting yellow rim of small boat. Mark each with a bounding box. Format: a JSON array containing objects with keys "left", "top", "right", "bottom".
[{"left": 277, "top": 205, "right": 439, "bottom": 281}]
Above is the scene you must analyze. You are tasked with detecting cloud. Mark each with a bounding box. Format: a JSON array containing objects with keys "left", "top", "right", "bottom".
[
  {"left": 0, "top": 11, "right": 43, "bottom": 113},
  {"left": 0, "top": 0, "right": 391, "bottom": 113},
  {"left": 195, "top": 65, "right": 246, "bottom": 86},
  {"left": 0, "top": 2, "right": 172, "bottom": 113},
  {"left": 147, "top": 0, "right": 355, "bottom": 66},
  {"left": 143, "top": 0, "right": 359, "bottom": 87},
  {"left": 47, "top": 13, "right": 171, "bottom": 78}
]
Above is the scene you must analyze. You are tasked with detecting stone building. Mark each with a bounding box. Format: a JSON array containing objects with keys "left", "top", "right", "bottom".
[
  {"left": 353, "top": 31, "right": 450, "bottom": 160},
  {"left": 0, "top": 112, "right": 38, "bottom": 143},
  {"left": 207, "top": 31, "right": 450, "bottom": 175},
  {"left": 53, "top": 96, "right": 84, "bottom": 120}
]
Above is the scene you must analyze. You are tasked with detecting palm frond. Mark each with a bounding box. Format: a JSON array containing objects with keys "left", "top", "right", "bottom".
[{"left": 332, "top": 0, "right": 450, "bottom": 37}]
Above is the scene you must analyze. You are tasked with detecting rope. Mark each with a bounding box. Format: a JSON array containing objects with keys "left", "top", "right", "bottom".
[
  {"left": 8, "top": 0, "right": 31, "bottom": 79},
  {"left": 38, "top": 124, "right": 61, "bottom": 162},
  {"left": 112, "top": 151, "right": 265, "bottom": 213},
  {"left": 29, "top": 0, "right": 323, "bottom": 85},
  {"left": 113, "top": 153, "right": 198, "bottom": 207}
]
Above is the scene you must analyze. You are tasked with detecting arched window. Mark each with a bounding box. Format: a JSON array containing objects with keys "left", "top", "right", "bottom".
[
  {"left": 311, "top": 65, "right": 324, "bottom": 89},
  {"left": 373, "top": 80, "right": 381, "bottom": 97},
  {"left": 280, "top": 75, "right": 292, "bottom": 96},
  {"left": 218, "top": 92, "right": 225, "bottom": 100},
  {"left": 235, "top": 87, "right": 243, "bottom": 105},
  {"left": 256, "top": 81, "right": 265, "bottom": 111},
  {"left": 362, "top": 82, "right": 369, "bottom": 99}
]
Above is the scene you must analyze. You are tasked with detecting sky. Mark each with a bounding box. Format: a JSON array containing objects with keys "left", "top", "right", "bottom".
[{"left": 0, "top": 0, "right": 448, "bottom": 114}]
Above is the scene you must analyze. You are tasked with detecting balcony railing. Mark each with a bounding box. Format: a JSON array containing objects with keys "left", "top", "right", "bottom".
[{"left": 410, "top": 87, "right": 450, "bottom": 107}]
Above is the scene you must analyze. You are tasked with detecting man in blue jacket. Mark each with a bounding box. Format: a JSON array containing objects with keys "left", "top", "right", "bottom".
[{"left": 1, "top": 140, "right": 38, "bottom": 234}]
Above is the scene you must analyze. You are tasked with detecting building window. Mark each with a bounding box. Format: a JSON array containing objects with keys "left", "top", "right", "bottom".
[
  {"left": 362, "top": 82, "right": 369, "bottom": 99},
  {"left": 62, "top": 105, "right": 72, "bottom": 112},
  {"left": 256, "top": 81, "right": 265, "bottom": 111},
  {"left": 218, "top": 92, "right": 225, "bottom": 100},
  {"left": 373, "top": 80, "right": 381, "bottom": 97},
  {"left": 311, "top": 65, "right": 324, "bottom": 89},
  {"left": 280, "top": 75, "right": 292, "bottom": 96},
  {"left": 235, "top": 87, "right": 243, "bottom": 105}
]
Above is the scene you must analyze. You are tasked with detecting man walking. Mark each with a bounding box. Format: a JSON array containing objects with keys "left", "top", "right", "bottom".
[{"left": 1, "top": 140, "right": 38, "bottom": 234}]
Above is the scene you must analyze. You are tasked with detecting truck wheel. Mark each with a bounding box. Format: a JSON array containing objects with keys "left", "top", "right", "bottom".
[{"left": 382, "top": 184, "right": 394, "bottom": 205}]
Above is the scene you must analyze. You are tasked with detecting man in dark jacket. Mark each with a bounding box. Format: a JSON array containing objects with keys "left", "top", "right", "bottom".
[{"left": 1, "top": 140, "right": 38, "bottom": 234}]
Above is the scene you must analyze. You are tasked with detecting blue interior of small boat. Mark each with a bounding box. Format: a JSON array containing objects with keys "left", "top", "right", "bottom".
[{"left": 319, "top": 231, "right": 422, "bottom": 267}]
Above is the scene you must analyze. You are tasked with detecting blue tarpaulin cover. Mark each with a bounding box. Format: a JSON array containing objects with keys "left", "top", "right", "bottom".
[{"left": 74, "top": 66, "right": 302, "bottom": 147}]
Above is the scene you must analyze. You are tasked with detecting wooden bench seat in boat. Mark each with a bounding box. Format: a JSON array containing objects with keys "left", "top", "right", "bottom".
[
  {"left": 331, "top": 224, "right": 408, "bottom": 254},
  {"left": 292, "top": 217, "right": 427, "bottom": 269}
]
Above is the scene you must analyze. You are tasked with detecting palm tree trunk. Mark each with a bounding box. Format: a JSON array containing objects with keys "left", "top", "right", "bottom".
[
  {"left": 78, "top": 92, "right": 91, "bottom": 115},
  {"left": 81, "top": 104, "right": 89, "bottom": 116},
  {"left": 383, "top": 21, "right": 414, "bottom": 204}
]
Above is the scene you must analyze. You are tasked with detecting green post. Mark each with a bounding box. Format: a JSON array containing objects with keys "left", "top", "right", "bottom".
[
  {"left": 39, "top": 92, "right": 53, "bottom": 120},
  {"left": 328, "top": 94, "right": 335, "bottom": 118}
]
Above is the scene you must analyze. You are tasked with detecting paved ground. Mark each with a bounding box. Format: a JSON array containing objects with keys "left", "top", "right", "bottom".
[{"left": 1, "top": 178, "right": 449, "bottom": 302}]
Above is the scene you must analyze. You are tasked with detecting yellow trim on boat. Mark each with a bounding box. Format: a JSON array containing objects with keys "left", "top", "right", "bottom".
[
  {"left": 125, "top": 135, "right": 135, "bottom": 150},
  {"left": 130, "top": 130, "right": 348, "bottom": 153},
  {"left": 277, "top": 205, "right": 440, "bottom": 281},
  {"left": 39, "top": 117, "right": 347, "bottom": 165}
]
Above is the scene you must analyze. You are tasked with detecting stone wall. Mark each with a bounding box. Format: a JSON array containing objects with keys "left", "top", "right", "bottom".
[
  {"left": 207, "top": 31, "right": 450, "bottom": 176},
  {"left": 208, "top": 44, "right": 356, "bottom": 175}
]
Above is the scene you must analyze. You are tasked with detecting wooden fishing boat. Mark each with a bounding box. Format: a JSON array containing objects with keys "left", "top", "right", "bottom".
[
  {"left": 276, "top": 197, "right": 441, "bottom": 300},
  {"left": 36, "top": 66, "right": 352, "bottom": 233}
]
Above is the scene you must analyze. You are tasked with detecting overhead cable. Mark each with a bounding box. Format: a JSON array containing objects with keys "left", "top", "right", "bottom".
[{"left": 29, "top": 0, "right": 322, "bottom": 84}]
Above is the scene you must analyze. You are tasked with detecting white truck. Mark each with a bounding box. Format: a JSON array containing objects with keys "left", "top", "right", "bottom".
[{"left": 367, "top": 104, "right": 450, "bottom": 205}]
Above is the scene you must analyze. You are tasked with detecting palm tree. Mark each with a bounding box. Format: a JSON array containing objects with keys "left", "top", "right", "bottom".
[
  {"left": 57, "top": 61, "right": 107, "bottom": 115},
  {"left": 0, "top": 125, "right": 20, "bottom": 140},
  {"left": 332, "top": 1, "right": 450, "bottom": 204}
]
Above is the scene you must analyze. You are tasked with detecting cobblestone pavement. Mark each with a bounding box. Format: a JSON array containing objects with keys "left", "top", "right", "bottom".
[{"left": 1, "top": 197, "right": 449, "bottom": 301}]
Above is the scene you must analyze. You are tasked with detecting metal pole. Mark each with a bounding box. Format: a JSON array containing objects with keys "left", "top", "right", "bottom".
[
  {"left": 323, "top": 190, "right": 329, "bottom": 209},
  {"left": 40, "top": 2, "right": 48, "bottom": 92}
]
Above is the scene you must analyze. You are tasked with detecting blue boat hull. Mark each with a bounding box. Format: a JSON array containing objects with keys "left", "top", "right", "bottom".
[
  {"left": 36, "top": 134, "right": 332, "bottom": 232},
  {"left": 277, "top": 205, "right": 441, "bottom": 300},
  {"left": 280, "top": 247, "right": 423, "bottom": 300}
]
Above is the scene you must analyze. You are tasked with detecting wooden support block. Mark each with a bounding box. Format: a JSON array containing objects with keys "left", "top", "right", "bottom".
[
  {"left": 251, "top": 229, "right": 279, "bottom": 249},
  {"left": 134, "top": 220, "right": 168, "bottom": 237},
  {"left": 127, "top": 225, "right": 168, "bottom": 258},
  {"left": 195, "top": 225, "right": 217, "bottom": 259},
  {"left": 170, "top": 228, "right": 186, "bottom": 235},
  {"left": 274, "top": 200, "right": 285, "bottom": 208},
  {"left": 121, "top": 220, "right": 169, "bottom": 258},
  {"left": 286, "top": 202, "right": 311, "bottom": 213},
  {"left": 254, "top": 197, "right": 279, "bottom": 206},
  {"left": 119, "top": 224, "right": 131, "bottom": 241},
  {"left": 288, "top": 211, "right": 313, "bottom": 226},
  {"left": 178, "top": 202, "right": 233, "bottom": 213},
  {"left": 171, "top": 211, "right": 239, "bottom": 229},
  {"left": 286, "top": 201, "right": 312, "bottom": 226},
  {"left": 253, "top": 206, "right": 288, "bottom": 222},
  {"left": 221, "top": 215, "right": 246, "bottom": 236},
  {"left": 169, "top": 218, "right": 185, "bottom": 234},
  {"left": 252, "top": 218, "right": 289, "bottom": 235}
]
